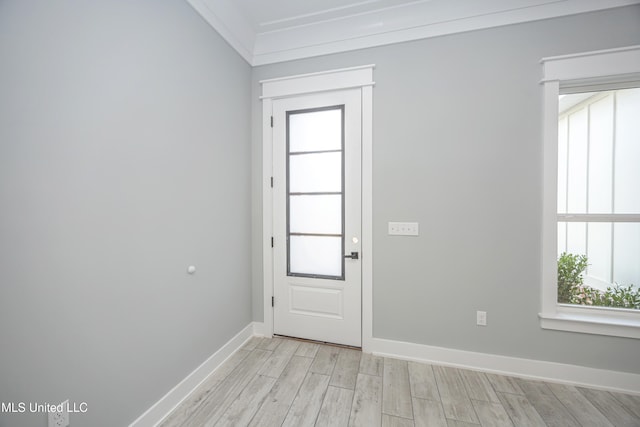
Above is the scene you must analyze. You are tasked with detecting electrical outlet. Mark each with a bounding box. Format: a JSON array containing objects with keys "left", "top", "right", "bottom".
[
  {"left": 48, "top": 400, "right": 69, "bottom": 427},
  {"left": 476, "top": 311, "right": 487, "bottom": 326}
]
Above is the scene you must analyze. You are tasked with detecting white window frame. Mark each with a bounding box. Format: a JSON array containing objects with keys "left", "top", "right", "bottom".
[{"left": 540, "top": 45, "right": 640, "bottom": 339}]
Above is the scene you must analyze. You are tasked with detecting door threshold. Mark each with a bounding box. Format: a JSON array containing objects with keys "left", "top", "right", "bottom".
[{"left": 274, "top": 334, "right": 361, "bottom": 351}]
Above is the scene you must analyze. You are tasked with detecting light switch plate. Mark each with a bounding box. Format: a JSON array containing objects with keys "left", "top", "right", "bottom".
[{"left": 388, "top": 222, "right": 419, "bottom": 236}]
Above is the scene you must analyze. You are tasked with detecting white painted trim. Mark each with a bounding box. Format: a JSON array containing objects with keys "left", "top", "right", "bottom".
[
  {"left": 541, "top": 44, "right": 640, "bottom": 63},
  {"left": 184, "top": 0, "right": 640, "bottom": 66},
  {"left": 129, "top": 322, "right": 640, "bottom": 426},
  {"left": 361, "top": 85, "right": 374, "bottom": 353},
  {"left": 541, "top": 44, "right": 640, "bottom": 83},
  {"left": 129, "top": 323, "right": 255, "bottom": 427},
  {"left": 253, "top": 1, "right": 640, "bottom": 65},
  {"left": 539, "top": 312, "right": 640, "bottom": 339},
  {"left": 262, "top": 98, "right": 274, "bottom": 339},
  {"left": 185, "top": 0, "right": 640, "bottom": 66},
  {"left": 185, "top": 0, "right": 255, "bottom": 64},
  {"left": 370, "top": 337, "right": 640, "bottom": 395},
  {"left": 260, "top": 65, "right": 375, "bottom": 85},
  {"left": 541, "top": 78, "right": 561, "bottom": 322},
  {"left": 252, "top": 321, "right": 266, "bottom": 337},
  {"left": 260, "top": 65, "right": 376, "bottom": 100},
  {"left": 540, "top": 45, "right": 640, "bottom": 339},
  {"left": 261, "top": 66, "right": 374, "bottom": 347}
]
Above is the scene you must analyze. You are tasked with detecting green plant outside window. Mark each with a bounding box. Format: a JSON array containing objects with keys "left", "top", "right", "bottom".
[{"left": 558, "top": 252, "right": 640, "bottom": 309}]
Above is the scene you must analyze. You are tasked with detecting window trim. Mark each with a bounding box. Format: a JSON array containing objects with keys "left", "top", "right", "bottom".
[{"left": 540, "top": 45, "right": 640, "bottom": 339}]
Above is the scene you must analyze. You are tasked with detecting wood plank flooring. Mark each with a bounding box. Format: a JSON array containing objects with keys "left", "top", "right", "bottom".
[{"left": 160, "top": 337, "right": 640, "bottom": 427}]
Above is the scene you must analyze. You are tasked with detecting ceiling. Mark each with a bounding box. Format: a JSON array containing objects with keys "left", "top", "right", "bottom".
[
  {"left": 186, "top": 0, "right": 640, "bottom": 66},
  {"left": 233, "top": 0, "right": 418, "bottom": 32}
]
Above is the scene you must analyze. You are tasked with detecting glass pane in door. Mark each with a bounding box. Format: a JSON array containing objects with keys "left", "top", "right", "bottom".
[
  {"left": 289, "top": 236, "right": 342, "bottom": 277},
  {"left": 289, "top": 152, "right": 342, "bottom": 193},
  {"left": 290, "top": 195, "right": 342, "bottom": 235},
  {"left": 289, "top": 108, "right": 342, "bottom": 152},
  {"left": 287, "top": 106, "right": 344, "bottom": 279}
]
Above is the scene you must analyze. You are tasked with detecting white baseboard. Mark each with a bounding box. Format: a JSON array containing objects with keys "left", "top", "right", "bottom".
[
  {"left": 370, "top": 337, "right": 640, "bottom": 395},
  {"left": 130, "top": 322, "right": 639, "bottom": 427},
  {"left": 252, "top": 321, "right": 266, "bottom": 337},
  {"left": 129, "top": 323, "right": 256, "bottom": 427}
]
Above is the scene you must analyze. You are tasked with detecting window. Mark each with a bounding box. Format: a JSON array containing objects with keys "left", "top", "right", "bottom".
[
  {"left": 540, "top": 45, "right": 640, "bottom": 339},
  {"left": 287, "top": 106, "right": 345, "bottom": 279},
  {"left": 558, "top": 88, "right": 640, "bottom": 305}
]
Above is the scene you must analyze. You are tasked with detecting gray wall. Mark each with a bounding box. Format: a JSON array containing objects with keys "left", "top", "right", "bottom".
[
  {"left": 0, "top": 1, "right": 251, "bottom": 426},
  {"left": 251, "top": 6, "right": 640, "bottom": 373}
]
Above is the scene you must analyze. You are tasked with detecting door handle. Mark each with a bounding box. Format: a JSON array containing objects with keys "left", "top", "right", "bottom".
[{"left": 344, "top": 251, "right": 359, "bottom": 260}]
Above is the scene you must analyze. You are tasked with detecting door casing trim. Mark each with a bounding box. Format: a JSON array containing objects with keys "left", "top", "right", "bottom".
[{"left": 261, "top": 65, "right": 375, "bottom": 351}]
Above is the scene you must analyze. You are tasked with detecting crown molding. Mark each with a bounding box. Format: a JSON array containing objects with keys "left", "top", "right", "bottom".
[
  {"left": 186, "top": 0, "right": 255, "bottom": 64},
  {"left": 187, "top": 0, "right": 640, "bottom": 66}
]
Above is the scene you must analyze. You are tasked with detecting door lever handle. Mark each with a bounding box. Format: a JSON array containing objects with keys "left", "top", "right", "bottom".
[{"left": 344, "top": 251, "right": 359, "bottom": 260}]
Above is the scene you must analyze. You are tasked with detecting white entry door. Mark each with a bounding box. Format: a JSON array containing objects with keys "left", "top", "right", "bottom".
[{"left": 272, "top": 89, "right": 362, "bottom": 347}]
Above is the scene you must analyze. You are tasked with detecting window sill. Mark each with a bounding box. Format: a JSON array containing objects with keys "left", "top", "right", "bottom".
[{"left": 539, "top": 309, "right": 640, "bottom": 339}]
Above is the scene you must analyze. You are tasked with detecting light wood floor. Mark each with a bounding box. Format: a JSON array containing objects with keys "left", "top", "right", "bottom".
[{"left": 160, "top": 336, "right": 640, "bottom": 427}]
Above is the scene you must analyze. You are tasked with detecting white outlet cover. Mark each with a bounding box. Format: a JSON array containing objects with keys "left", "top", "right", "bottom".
[
  {"left": 476, "top": 311, "right": 487, "bottom": 326},
  {"left": 47, "top": 400, "right": 69, "bottom": 427}
]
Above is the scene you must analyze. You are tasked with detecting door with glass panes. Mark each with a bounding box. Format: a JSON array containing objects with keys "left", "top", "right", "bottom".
[{"left": 272, "top": 89, "right": 362, "bottom": 347}]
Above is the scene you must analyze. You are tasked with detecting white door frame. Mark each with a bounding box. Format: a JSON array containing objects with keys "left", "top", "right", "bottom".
[{"left": 261, "top": 65, "right": 375, "bottom": 351}]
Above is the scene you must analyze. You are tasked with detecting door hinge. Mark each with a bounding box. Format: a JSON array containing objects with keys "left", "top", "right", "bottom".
[
  {"left": 271, "top": 296, "right": 274, "bottom": 307},
  {"left": 270, "top": 116, "right": 273, "bottom": 127},
  {"left": 270, "top": 176, "right": 273, "bottom": 188},
  {"left": 271, "top": 237, "right": 274, "bottom": 248}
]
